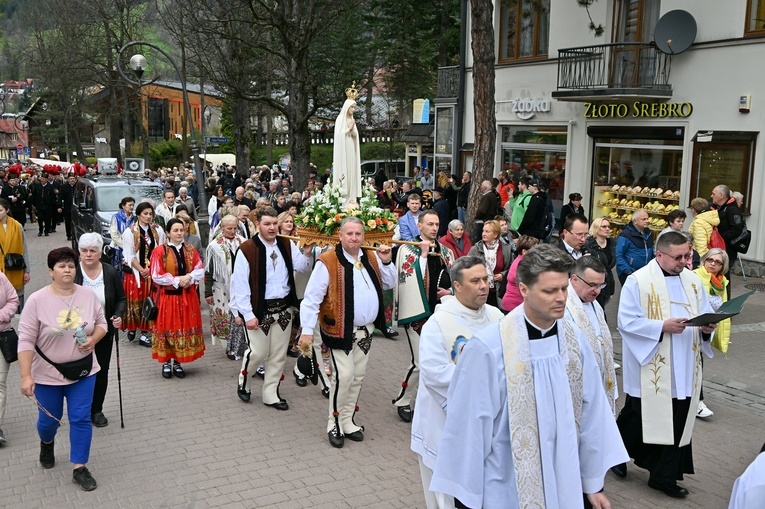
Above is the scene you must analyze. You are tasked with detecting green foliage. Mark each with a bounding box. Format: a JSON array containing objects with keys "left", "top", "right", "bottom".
[{"left": 149, "top": 139, "right": 183, "bottom": 168}]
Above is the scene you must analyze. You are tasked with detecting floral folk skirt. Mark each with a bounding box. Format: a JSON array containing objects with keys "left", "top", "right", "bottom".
[
  {"left": 121, "top": 273, "right": 153, "bottom": 332},
  {"left": 152, "top": 287, "right": 205, "bottom": 363}
]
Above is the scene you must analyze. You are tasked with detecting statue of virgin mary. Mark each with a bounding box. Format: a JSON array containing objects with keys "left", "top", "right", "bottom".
[{"left": 332, "top": 82, "right": 362, "bottom": 203}]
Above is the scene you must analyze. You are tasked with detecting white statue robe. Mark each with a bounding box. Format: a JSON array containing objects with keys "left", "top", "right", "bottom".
[
  {"left": 430, "top": 315, "right": 628, "bottom": 509},
  {"left": 618, "top": 272, "right": 714, "bottom": 399},
  {"left": 332, "top": 98, "right": 362, "bottom": 202}
]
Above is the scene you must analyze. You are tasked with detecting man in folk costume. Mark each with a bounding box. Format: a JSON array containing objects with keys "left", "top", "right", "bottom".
[
  {"left": 564, "top": 256, "right": 618, "bottom": 416},
  {"left": 230, "top": 207, "right": 315, "bottom": 411},
  {"left": 393, "top": 209, "right": 455, "bottom": 423},
  {"left": 411, "top": 255, "right": 503, "bottom": 509},
  {"left": 204, "top": 215, "right": 245, "bottom": 357},
  {"left": 612, "top": 231, "right": 716, "bottom": 498},
  {"left": 298, "top": 217, "right": 396, "bottom": 448},
  {"left": 430, "top": 244, "right": 627, "bottom": 509}
]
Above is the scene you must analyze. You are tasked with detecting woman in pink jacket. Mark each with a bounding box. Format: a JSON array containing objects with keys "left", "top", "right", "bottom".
[
  {"left": 0, "top": 270, "right": 19, "bottom": 446},
  {"left": 501, "top": 235, "right": 540, "bottom": 313}
]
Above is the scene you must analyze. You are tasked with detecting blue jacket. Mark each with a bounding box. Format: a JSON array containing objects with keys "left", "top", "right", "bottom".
[
  {"left": 616, "top": 222, "right": 654, "bottom": 277},
  {"left": 399, "top": 211, "right": 420, "bottom": 241}
]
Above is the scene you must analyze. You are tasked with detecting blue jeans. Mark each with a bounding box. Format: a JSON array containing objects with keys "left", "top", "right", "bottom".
[
  {"left": 457, "top": 206, "right": 466, "bottom": 224},
  {"left": 35, "top": 375, "right": 96, "bottom": 464}
]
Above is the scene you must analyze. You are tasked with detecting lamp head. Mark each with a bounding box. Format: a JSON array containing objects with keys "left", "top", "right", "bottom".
[{"left": 129, "top": 54, "right": 147, "bottom": 79}]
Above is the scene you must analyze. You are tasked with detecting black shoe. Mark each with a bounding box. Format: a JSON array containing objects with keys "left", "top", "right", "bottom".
[
  {"left": 265, "top": 400, "right": 289, "bottom": 411},
  {"left": 237, "top": 385, "right": 251, "bottom": 402},
  {"left": 287, "top": 348, "right": 300, "bottom": 358},
  {"left": 44, "top": 232, "right": 49, "bottom": 236},
  {"left": 383, "top": 327, "right": 399, "bottom": 338},
  {"left": 328, "top": 426, "right": 344, "bottom": 448},
  {"left": 139, "top": 335, "right": 152, "bottom": 348},
  {"left": 253, "top": 366, "right": 265, "bottom": 379},
  {"left": 0, "top": 427, "right": 6, "bottom": 446},
  {"left": 72, "top": 466, "right": 97, "bottom": 491},
  {"left": 40, "top": 440, "right": 55, "bottom": 469},
  {"left": 647, "top": 479, "right": 689, "bottom": 498},
  {"left": 127, "top": 330, "right": 136, "bottom": 342},
  {"left": 610, "top": 463, "right": 627, "bottom": 478},
  {"left": 162, "top": 362, "right": 172, "bottom": 379},
  {"left": 345, "top": 429, "right": 364, "bottom": 442},
  {"left": 172, "top": 361, "right": 185, "bottom": 379},
  {"left": 322, "top": 387, "right": 330, "bottom": 398},
  {"left": 37, "top": 232, "right": 42, "bottom": 237},
  {"left": 397, "top": 405, "right": 413, "bottom": 423},
  {"left": 226, "top": 352, "right": 237, "bottom": 360},
  {"left": 91, "top": 412, "right": 108, "bottom": 428},
  {"left": 294, "top": 372, "right": 307, "bottom": 387}
]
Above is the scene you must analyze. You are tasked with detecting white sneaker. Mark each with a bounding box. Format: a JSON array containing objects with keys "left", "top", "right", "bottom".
[
  {"left": 614, "top": 362, "right": 621, "bottom": 370},
  {"left": 697, "top": 401, "right": 713, "bottom": 418}
]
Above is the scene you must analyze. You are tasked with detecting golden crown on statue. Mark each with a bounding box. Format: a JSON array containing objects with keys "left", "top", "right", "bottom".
[{"left": 345, "top": 81, "right": 359, "bottom": 101}]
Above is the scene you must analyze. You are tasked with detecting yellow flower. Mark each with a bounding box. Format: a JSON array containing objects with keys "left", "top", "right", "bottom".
[
  {"left": 367, "top": 219, "right": 376, "bottom": 229},
  {"left": 56, "top": 308, "right": 83, "bottom": 330},
  {"left": 326, "top": 218, "right": 335, "bottom": 226},
  {"left": 387, "top": 222, "right": 396, "bottom": 231},
  {"left": 315, "top": 215, "right": 322, "bottom": 224}
]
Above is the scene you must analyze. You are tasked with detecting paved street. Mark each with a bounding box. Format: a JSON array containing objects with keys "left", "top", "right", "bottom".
[{"left": 0, "top": 227, "right": 763, "bottom": 508}]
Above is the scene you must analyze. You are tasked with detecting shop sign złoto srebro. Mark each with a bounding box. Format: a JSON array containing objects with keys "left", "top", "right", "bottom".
[{"left": 584, "top": 101, "right": 693, "bottom": 119}]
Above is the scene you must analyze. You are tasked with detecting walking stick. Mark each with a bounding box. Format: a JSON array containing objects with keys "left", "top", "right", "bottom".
[{"left": 114, "top": 328, "right": 125, "bottom": 428}]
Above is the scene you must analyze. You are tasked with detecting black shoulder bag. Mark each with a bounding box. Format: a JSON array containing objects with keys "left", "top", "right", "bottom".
[
  {"left": 0, "top": 243, "right": 26, "bottom": 270},
  {"left": 0, "top": 328, "right": 18, "bottom": 363}
]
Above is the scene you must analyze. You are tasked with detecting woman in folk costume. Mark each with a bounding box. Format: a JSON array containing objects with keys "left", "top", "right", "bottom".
[
  {"left": 121, "top": 201, "right": 165, "bottom": 347},
  {"left": 0, "top": 198, "right": 30, "bottom": 311},
  {"left": 204, "top": 215, "right": 245, "bottom": 360},
  {"left": 150, "top": 218, "right": 205, "bottom": 379},
  {"left": 109, "top": 196, "right": 134, "bottom": 276}
]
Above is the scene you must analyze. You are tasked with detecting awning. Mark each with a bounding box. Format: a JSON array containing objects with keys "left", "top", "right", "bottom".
[
  {"left": 200, "top": 153, "right": 236, "bottom": 167},
  {"left": 29, "top": 158, "right": 71, "bottom": 168}
]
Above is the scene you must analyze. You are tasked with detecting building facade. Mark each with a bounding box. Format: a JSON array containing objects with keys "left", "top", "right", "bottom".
[{"left": 459, "top": 0, "right": 765, "bottom": 262}]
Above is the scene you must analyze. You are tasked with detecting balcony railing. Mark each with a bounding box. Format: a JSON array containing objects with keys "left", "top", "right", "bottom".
[
  {"left": 553, "top": 42, "right": 672, "bottom": 99},
  {"left": 438, "top": 66, "right": 460, "bottom": 98}
]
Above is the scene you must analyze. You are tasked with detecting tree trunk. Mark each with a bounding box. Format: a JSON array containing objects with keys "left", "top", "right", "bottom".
[
  {"left": 232, "top": 95, "right": 251, "bottom": 178},
  {"left": 287, "top": 60, "right": 311, "bottom": 192},
  {"left": 266, "top": 77, "right": 273, "bottom": 165},
  {"left": 465, "top": 0, "right": 496, "bottom": 240},
  {"left": 180, "top": 44, "right": 190, "bottom": 162},
  {"left": 108, "top": 87, "right": 121, "bottom": 159}
]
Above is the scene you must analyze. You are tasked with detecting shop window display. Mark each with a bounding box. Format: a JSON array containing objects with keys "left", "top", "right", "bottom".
[{"left": 592, "top": 138, "right": 683, "bottom": 239}]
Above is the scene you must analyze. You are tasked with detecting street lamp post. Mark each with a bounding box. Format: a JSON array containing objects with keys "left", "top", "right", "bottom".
[{"left": 116, "top": 41, "right": 209, "bottom": 241}]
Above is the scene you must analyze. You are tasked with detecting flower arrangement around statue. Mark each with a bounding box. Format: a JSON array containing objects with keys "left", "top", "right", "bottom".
[{"left": 294, "top": 182, "right": 397, "bottom": 247}]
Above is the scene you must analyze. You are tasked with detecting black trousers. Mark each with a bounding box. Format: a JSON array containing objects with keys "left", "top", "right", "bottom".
[
  {"left": 90, "top": 329, "right": 115, "bottom": 415},
  {"left": 37, "top": 208, "right": 53, "bottom": 234},
  {"left": 64, "top": 211, "right": 73, "bottom": 239},
  {"left": 616, "top": 394, "right": 694, "bottom": 484}
]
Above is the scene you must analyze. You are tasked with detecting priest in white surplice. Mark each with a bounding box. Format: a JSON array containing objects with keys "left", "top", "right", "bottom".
[
  {"left": 614, "top": 231, "right": 716, "bottom": 499},
  {"left": 411, "top": 256, "right": 503, "bottom": 509},
  {"left": 430, "top": 244, "right": 628, "bottom": 509},
  {"left": 564, "top": 256, "right": 618, "bottom": 416}
]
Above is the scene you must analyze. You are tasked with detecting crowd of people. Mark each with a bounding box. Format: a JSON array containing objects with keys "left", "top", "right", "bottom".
[{"left": 0, "top": 156, "right": 759, "bottom": 505}]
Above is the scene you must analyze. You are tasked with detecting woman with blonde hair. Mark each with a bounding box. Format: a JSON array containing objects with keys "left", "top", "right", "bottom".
[
  {"left": 467, "top": 220, "right": 513, "bottom": 308},
  {"left": 688, "top": 197, "right": 719, "bottom": 257},
  {"left": 693, "top": 247, "right": 730, "bottom": 419},
  {"left": 584, "top": 216, "right": 616, "bottom": 309}
]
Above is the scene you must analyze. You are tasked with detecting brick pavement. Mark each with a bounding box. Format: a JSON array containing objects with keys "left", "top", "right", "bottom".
[{"left": 0, "top": 229, "right": 763, "bottom": 508}]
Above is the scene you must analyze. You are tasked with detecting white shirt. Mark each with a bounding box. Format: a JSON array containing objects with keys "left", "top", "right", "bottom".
[
  {"left": 300, "top": 248, "right": 396, "bottom": 334},
  {"left": 229, "top": 236, "right": 312, "bottom": 322},
  {"left": 121, "top": 224, "right": 166, "bottom": 267},
  {"left": 618, "top": 271, "right": 714, "bottom": 398},
  {"left": 81, "top": 266, "right": 105, "bottom": 309},
  {"left": 151, "top": 241, "right": 205, "bottom": 288},
  {"left": 729, "top": 451, "right": 765, "bottom": 509},
  {"left": 561, "top": 238, "right": 583, "bottom": 259}
]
